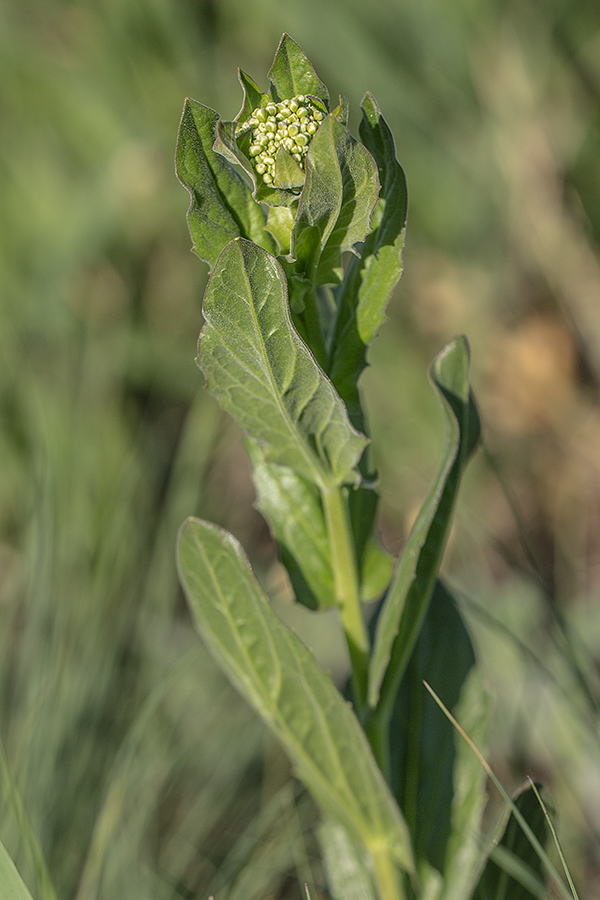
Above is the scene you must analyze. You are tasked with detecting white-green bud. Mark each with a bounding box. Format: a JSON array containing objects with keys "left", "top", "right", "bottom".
[{"left": 236, "top": 95, "right": 326, "bottom": 185}]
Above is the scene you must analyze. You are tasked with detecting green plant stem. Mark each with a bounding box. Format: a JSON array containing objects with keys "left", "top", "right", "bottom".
[
  {"left": 321, "top": 485, "right": 369, "bottom": 711},
  {"left": 371, "top": 846, "right": 405, "bottom": 900}
]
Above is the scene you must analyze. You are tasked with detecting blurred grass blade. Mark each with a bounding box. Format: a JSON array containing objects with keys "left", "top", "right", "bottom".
[
  {"left": 424, "top": 684, "right": 575, "bottom": 900},
  {"left": 197, "top": 238, "right": 367, "bottom": 489},
  {"left": 472, "top": 783, "right": 549, "bottom": 900},
  {"left": 368, "top": 336, "right": 481, "bottom": 712},
  {"left": 267, "top": 34, "right": 330, "bottom": 106},
  {"left": 528, "top": 781, "right": 580, "bottom": 900},
  {"left": 292, "top": 116, "right": 379, "bottom": 286},
  {"left": 0, "top": 738, "right": 57, "bottom": 900},
  {"left": 0, "top": 841, "right": 34, "bottom": 900},
  {"left": 177, "top": 517, "right": 414, "bottom": 874},
  {"left": 176, "top": 99, "right": 271, "bottom": 267},
  {"left": 330, "top": 93, "right": 407, "bottom": 423}
]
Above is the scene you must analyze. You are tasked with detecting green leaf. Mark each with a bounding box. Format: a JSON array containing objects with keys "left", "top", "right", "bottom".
[
  {"left": 196, "top": 238, "right": 367, "bottom": 490},
  {"left": 319, "top": 820, "right": 377, "bottom": 900},
  {"left": 175, "top": 99, "right": 270, "bottom": 267},
  {"left": 330, "top": 93, "right": 407, "bottom": 425},
  {"left": 368, "top": 336, "right": 481, "bottom": 711},
  {"left": 267, "top": 34, "right": 330, "bottom": 107},
  {"left": 273, "top": 146, "right": 306, "bottom": 189},
  {"left": 435, "top": 669, "right": 489, "bottom": 900},
  {"left": 0, "top": 842, "right": 34, "bottom": 900},
  {"left": 388, "top": 581, "right": 476, "bottom": 875},
  {"left": 265, "top": 206, "right": 295, "bottom": 255},
  {"left": 246, "top": 436, "right": 335, "bottom": 610},
  {"left": 236, "top": 69, "right": 268, "bottom": 123},
  {"left": 292, "top": 116, "right": 380, "bottom": 287},
  {"left": 177, "top": 517, "right": 414, "bottom": 874},
  {"left": 471, "top": 783, "right": 549, "bottom": 900}
]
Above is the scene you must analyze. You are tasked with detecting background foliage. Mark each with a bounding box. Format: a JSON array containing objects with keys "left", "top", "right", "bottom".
[{"left": 2, "top": 0, "right": 600, "bottom": 897}]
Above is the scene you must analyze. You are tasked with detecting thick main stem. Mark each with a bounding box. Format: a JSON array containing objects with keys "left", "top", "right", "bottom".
[
  {"left": 321, "top": 485, "right": 370, "bottom": 711},
  {"left": 372, "top": 848, "right": 405, "bottom": 900}
]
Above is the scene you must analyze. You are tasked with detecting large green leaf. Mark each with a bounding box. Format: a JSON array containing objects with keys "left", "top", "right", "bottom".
[
  {"left": 291, "top": 116, "right": 380, "bottom": 287},
  {"left": 368, "top": 336, "right": 481, "bottom": 712},
  {"left": 330, "top": 93, "right": 407, "bottom": 425},
  {"left": 196, "top": 238, "right": 367, "bottom": 490},
  {"left": 388, "top": 581, "right": 477, "bottom": 876},
  {"left": 175, "top": 99, "right": 271, "bottom": 267},
  {"left": 471, "top": 783, "right": 549, "bottom": 900},
  {"left": 177, "top": 517, "right": 414, "bottom": 874},
  {"left": 0, "top": 842, "right": 34, "bottom": 900},
  {"left": 267, "top": 34, "right": 330, "bottom": 107}
]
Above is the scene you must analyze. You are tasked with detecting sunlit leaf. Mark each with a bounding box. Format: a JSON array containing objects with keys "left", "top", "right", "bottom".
[
  {"left": 369, "top": 336, "right": 481, "bottom": 711},
  {"left": 330, "top": 93, "right": 407, "bottom": 424},
  {"left": 292, "top": 116, "right": 379, "bottom": 286},
  {"left": 0, "top": 842, "right": 34, "bottom": 900},
  {"left": 177, "top": 518, "right": 414, "bottom": 874},
  {"left": 175, "top": 99, "right": 271, "bottom": 267},
  {"left": 246, "top": 436, "right": 335, "bottom": 610},
  {"left": 197, "top": 238, "right": 367, "bottom": 489},
  {"left": 268, "top": 34, "right": 330, "bottom": 106},
  {"left": 319, "top": 820, "right": 377, "bottom": 900}
]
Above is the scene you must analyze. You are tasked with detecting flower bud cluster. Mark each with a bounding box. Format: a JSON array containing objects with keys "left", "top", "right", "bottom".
[{"left": 236, "top": 95, "right": 325, "bottom": 185}]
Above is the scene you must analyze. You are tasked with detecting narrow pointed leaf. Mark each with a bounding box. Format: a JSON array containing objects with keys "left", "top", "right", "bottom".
[
  {"left": 472, "top": 783, "right": 549, "bottom": 900},
  {"left": 175, "top": 99, "right": 270, "bottom": 267},
  {"left": 236, "top": 69, "right": 267, "bottom": 123},
  {"left": 268, "top": 34, "right": 329, "bottom": 106},
  {"left": 197, "top": 238, "right": 367, "bottom": 489},
  {"left": 177, "top": 518, "right": 414, "bottom": 874},
  {"left": 369, "top": 336, "right": 481, "bottom": 710},
  {"left": 0, "top": 842, "right": 34, "bottom": 900},
  {"left": 330, "top": 93, "right": 407, "bottom": 422},
  {"left": 292, "top": 116, "right": 379, "bottom": 286}
]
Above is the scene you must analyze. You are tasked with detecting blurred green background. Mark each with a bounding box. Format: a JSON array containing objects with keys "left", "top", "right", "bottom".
[{"left": 2, "top": 0, "right": 600, "bottom": 897}]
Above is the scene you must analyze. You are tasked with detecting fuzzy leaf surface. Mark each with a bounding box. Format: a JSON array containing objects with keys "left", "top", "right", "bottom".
[
  {"left": 0, "top": 842, "right": 34, "bottom": 900},
  {"left": 246, "top": 436, "right": 335, "bottom": 610},
  {"left": 330, "top": 93, "right": 407, "bottom": 423},
  {"left": 175, "top": 99, "right": 270, "bottom": 267},
  {"left": 267, "top": 34, "right": 330, "bottom": 106},
  {"left": 319, "top": 821, "right": 377, "bottom": 900},
  {"left": 177, "top": 518, "right": 414, "bottom": 873},
  {"left": 369, "top": 336, "right": 481, "bottom": 710},
  {"left": 292, "top": 116, "right": 380, "bottom": 286},
  {"left": 197, "top": 238, "right": 367, "bottom": 489}
]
